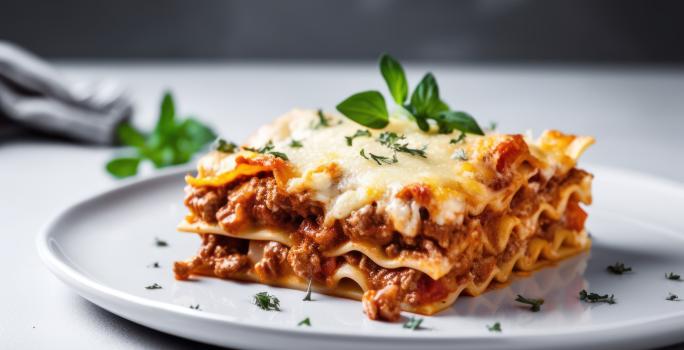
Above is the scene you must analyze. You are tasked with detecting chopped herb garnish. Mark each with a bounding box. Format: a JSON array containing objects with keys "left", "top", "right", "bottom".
[
  {"left": 243, "top": 140, "right": 274, "bottom": 153},
  {"left": 487, "top": 322, "right": 502, "bottom": 332},
  {"left": 450, "top": 132, "right": 466, "bottom": 145},
  {"left": 189, "top": 304, "right": 201, "bottom": 310},
  {"left": 606, "top": 261, "right": 632, "bottom": 275},
  {"left": 403, "top": 316, "right": 424, "bottom": 330},
  {"left": 666, "top": 272, "right": 681, "bottom": 281},
  {"left": 106, "top": 92, "right": 216, "bottom": 178},
  {"left": 345, "top": 129, "right": 372, "bottom": 146},
  {"left": 268, "top": 151, "right": 289, "bottom": 160},
  {"left": 451, "top": 149, "right": 468, "bottom": 161},
  {"left": 394, "top": 143, "right": 427, "bottom": 157},
  {"left": 377, "top": 131, "right": 403, "bottom": 146},
  {"left": 253, "top": 292, "right": 280, "bottom": 311},
  {"left": 213, "top": 138, "right": 238, "bottom": 153},
  {"left": 515, "top": 294, "right": 544, "bottom": 312},
  {"left": 377, "top": 131, "right": 427, "bottom": 158},
  {"left": 360, "top": 149, "right": 398, "bottom": 165},
  {"left": 298, "top": 317, "right": 312, "bottom": 326},
  {"left": 244, "top": 140, "right": 289, "bottom": 160},
  {"left": 337, "top": 54, "right": 483, "bottom": 135},
  {"left": 145, "top": 283, "right": 162, "bottom": 290},
  {"left": 311, "top": 109, "right": 332, "bottom": 129},
  {"left": 579, "top": 289, "right": 616, "bottom": 304},
  {"left": 289, "top": 139, "right": 303, "bottom": 148},
  {"left": 488, "top": 121, "right": 498, "bottom": 131},
  {"left": 666, "top": 293, "right": 681, "bottom": 301},
  {"left": 303, "top": 278, "right": 313, "bottom": 301},
  {"left": 154, "top": 237, "right": 168, "bottom": 247},
  {"left": 147, "top": 262, "right": 160, "bottom": 268}
]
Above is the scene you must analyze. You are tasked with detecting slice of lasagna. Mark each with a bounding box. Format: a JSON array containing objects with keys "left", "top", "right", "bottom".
[{"left": 174, "top": 109, "right": 593, "bottom": 321}]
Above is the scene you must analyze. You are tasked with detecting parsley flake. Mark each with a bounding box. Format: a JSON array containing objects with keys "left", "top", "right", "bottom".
[
  {"left": 154, "top": 237, "right": 168, "bottom": 247},
  {"left": 213, "top": 138, "right": 238, "bottom": 153},
  {"left": 298, "top": 317, "right": 312, "bottom": 326},
  {"left": 244, "top": 140, "right": 289, "bottom": 160},
  {"left": 666, "top": 272, "right": 681, "bottom": 281},
  {"left": 579, "top": 289, "right": 616, "bottom": 304},
  {"left": 487, "top": 322, "right": 502, "bottom": 332},
  {"left": 450, "top": 132, "right": 466, "bottom": 145},
  {"left": 311, "top": 109, "right": 332, "bottom": 129},
  {"left": 403, "top": 316, "right": 424, "bottom": 330},
  {"left": 515, "top": 294, "right": 544, "bottom": 312},
  {"left": 488, "top": 121, "right": 498, "bottom": 131},
  {"left": 303, "top": 278, "right": 313, "bottom": 301},
  {"left": 189, "top": 304, "right": 201, "bottom": 310},
  {"left": 147, "top": 262, "right": 160, "bottom": 268},
  {"left": 289, "top": 139, "right": 303, "bottom": 148},
  {"left": 345, "top": 129, "right": 372, "bottom": 146},
  {"left": 360, "top": 149, "right": 398, "bottom": 165},
  {"left": 145, "top": 283, "right": 162, "bottom": 290},
  {"left": 451, "top": 149, "right": 468, "bottom": 161},
  {"left": 606, "top": 261, "right": 632, "bottom": 275},
  {"left": 253, "top": 292, "right": 280, "bottom": 311},
  {"left": 377, "top": 132, "right": 427, "bottom": 158},
  {"left": 667, "top": 293, "right": 681, "bottom": 301}
]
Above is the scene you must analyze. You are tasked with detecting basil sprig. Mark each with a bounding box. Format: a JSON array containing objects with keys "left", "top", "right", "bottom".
[
  {"left": 336, "top": 54, "right": 484, "bottom": 136},
  {"left": 106, "top": 91, "right": 216, "bottom": 178}
]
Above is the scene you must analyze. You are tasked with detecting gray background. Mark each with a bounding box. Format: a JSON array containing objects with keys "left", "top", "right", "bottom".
[{"left": 1, "top": 0, "right": 683, "bottom": 63}]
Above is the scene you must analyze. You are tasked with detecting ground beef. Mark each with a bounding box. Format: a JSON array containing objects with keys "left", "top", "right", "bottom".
[
  {"left": 509, "top": 185, "right": 541, "bottom": 218},
  {"left": 173, "top": 255, "right": 203, "bottom": 280},
  {"left": 254, "top": 241, "right": 289, "bottom": 280},
  {"left": 297, "top": 218, "right": 340, "bottom": 250},
  {"left": 420, "top": 220, "right": 456, "bottom": 249},
  {"left": 471, "top": 256, "right": 497, "bottom": 284},
  {"left": 212, "top": 176, "right": 322, "bottom": 232},
  {"left": 343, "top": 202, "right": 457, "bottom": 252},
  {"left": 173, "top": 234, "right": 248, "bottom": 280},
  {"left": 362, "top": 284, "right": 401, "bottom": 321},
  {"left": 212, "top": 254, "right": 250, "bottom": 278},
  {"left": 287, "top": 239, "right": 322, "bottom": 280},
  {"left": 342, "top": 204, "right": 394, "bottom": 245},
  {"left": 184, "top": 186, "right": 226, "bottom": 223}
]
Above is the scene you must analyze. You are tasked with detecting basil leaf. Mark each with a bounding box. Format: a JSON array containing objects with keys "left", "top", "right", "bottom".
[
  {"left": 435, "top": 111, "right": 484, "bottom": 135},
  {"left": 116, "top": 122, "right": 146, "bottom": 148},
  {"left": 142, "top": 145, "right": 175, "bottom": 168},
  {"left": 433, "top": 99, "right": 450, "bottom": 115},
  {"left": 410, "top": 73, "right": 440, "bottom": 118},
  {"left": 178, "top": 118, "right": 217, "bottom": 150},
  {"left": 379, "top": 54, "right": 408, "bottom": 105},
  {"left": 155, "top": 92, "right": 176, "bottom": 136},
  {"left": 336, "top": 90, "right": 389, "bottom": 129},
  {"left": 106, "top": 157, "right": 140, "bottom": 178},
  {"left": 415, "top": 116, "right": 430, "bottom": 132}
]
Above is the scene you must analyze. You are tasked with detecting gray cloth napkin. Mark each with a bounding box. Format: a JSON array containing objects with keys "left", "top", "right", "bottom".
[{"left": 0, "top": 41, "right": 132, "bottom": 144}]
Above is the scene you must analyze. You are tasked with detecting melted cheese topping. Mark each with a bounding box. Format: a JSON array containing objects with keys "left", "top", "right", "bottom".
[{"left": 191, "top": 109, "right": 594, "bottom": 238}]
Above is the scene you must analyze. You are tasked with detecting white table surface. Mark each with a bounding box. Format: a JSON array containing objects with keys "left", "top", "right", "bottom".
[{"left": 2, "top": 62, "right": 683, "bottom": 349}]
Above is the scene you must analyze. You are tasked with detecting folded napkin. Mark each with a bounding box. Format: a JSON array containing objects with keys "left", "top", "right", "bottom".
[{"left": 0, "top": 41, "right": 132, "bottom": 144}]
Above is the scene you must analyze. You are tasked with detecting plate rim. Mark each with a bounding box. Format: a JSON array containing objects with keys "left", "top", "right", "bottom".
[{"left": 36, "top": 164, "right": 684, "bottom": 347}]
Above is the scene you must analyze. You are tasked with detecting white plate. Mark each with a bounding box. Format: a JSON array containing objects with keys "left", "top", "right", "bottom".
[{"left": 37, "top": 165, "right": 684, "bottom": 350}]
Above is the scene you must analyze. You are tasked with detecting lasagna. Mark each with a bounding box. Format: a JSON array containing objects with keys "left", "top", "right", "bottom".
[{"left": 174, "top": 109, "right": 594, "bottom": 321}]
